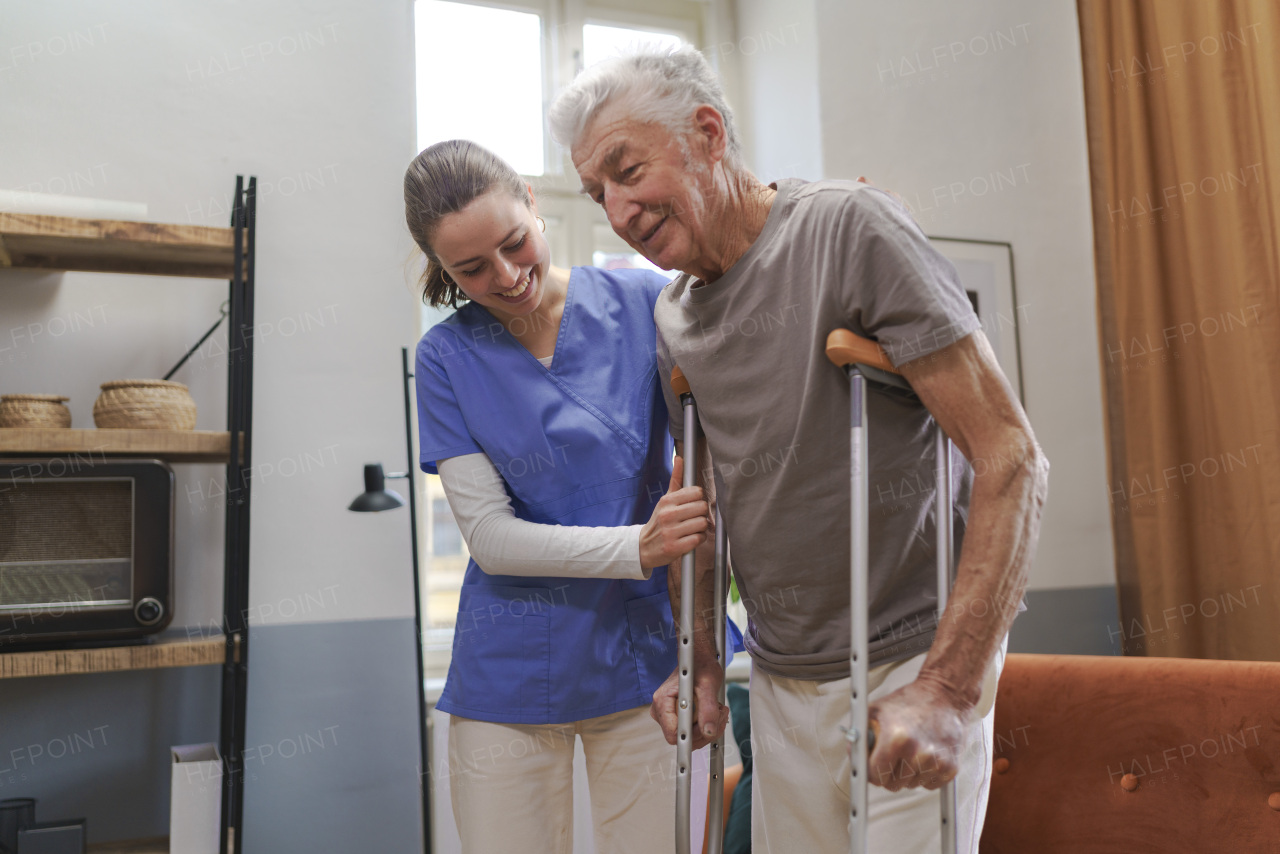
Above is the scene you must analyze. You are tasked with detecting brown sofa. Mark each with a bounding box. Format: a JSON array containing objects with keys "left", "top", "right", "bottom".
[{"left": 981, "top": 654, "right": 1280, "bottom": 852}]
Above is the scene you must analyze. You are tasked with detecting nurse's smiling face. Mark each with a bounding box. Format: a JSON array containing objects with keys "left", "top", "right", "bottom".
[{"left": 431, "top": 188, "right": 550, "bottom": 321}]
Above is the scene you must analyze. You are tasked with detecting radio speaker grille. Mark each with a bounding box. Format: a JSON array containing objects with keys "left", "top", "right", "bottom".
[{"left": 0, "top": 480, "right": 133, "bottom": 562}]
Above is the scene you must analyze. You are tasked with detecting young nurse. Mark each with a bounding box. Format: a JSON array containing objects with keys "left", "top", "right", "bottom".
[{"left": 405, "top": 140, "right": 735, "bottom": 853}]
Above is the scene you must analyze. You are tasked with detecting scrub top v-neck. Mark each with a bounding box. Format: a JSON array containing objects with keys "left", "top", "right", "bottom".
[{"left": 415, "top": 266, "right": 680, "bottom": 725}]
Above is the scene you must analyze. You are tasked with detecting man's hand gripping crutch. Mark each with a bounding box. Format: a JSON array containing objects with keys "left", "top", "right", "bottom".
[
  {"left": 826, "top": 329, "right": 962, "bottom": 854},
  {"left": 648, "top": 366, "right": 730, "bottom": 854}
]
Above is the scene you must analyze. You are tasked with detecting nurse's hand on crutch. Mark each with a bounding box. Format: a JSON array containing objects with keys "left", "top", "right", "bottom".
[
  {"left": 668, "top": 366, "right": 728, "bottom": 854},
  {"left": 825, "top": 329, "right": 960, "bottom": 854}
]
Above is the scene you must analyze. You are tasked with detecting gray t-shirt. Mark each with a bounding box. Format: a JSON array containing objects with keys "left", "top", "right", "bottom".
[{"left": 654, "top": 178, "right": 981, "bottom": 680}]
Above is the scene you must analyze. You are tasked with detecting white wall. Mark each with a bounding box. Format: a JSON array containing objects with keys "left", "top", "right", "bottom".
[
  {"left": 738, "top": 0, "right": 1113, "bottom": 589},
  {"left": 733, "top": 0, "right": 823, "bottom": 183},
  {"left": 0, "top": 0, "right": 422, "bottom": 626}
]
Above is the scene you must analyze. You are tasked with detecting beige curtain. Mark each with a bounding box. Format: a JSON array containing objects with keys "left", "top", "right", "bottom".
[{"left": 1078, "top": 0, "right": 1280, "bottom": 660}]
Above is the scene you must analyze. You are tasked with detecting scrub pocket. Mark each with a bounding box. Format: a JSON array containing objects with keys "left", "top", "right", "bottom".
[
  {"left": 447, "top": 584, "right": 552, "bottom": 718},
  {"left": 625, "top": 591, "right": 677, "bottom": 697}
]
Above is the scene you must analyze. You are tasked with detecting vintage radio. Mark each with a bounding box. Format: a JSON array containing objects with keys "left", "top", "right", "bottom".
[{"left": 0, "top": 458, "right": 174, "bottom": 648}]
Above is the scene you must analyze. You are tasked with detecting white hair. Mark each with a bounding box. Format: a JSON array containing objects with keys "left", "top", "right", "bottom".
[{"left": 549, "top": 45, "right": 742, "bottom": 165}]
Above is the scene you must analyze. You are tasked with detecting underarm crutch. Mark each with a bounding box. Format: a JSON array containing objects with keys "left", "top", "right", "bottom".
[
  {"left": 825, "top": 330, "right": 958, "bottom": 854},
  {"left": 670, "top": 367, "right": 727, "bottom": 854}
]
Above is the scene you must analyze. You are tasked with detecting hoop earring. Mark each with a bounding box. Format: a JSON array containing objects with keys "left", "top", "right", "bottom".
[
  {"left": 536, "top": 216, "right": 546, "bottom": 233},
  {"left": 440, "top": 271, "right": 455, "bottom": 286}
]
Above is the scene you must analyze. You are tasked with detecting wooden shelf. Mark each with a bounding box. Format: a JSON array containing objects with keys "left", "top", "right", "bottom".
[
  {"left": 0, "top": 212, "right": 238, "bottom": 279},
  {"left": 0, "top": 633, "right": 228, "bottom": 680},
  {"left": 88, "top": 837, "right": 169, "bottom": 854},
  {"left": 0, "top": 428, "right": 237, "bottom": 463}
]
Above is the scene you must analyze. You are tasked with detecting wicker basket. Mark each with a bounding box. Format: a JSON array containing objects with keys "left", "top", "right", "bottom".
[
  {"left": 93, "top": 380, "right": 197, "bottom": 430},
  {"left": 0, "top": 394, "right": 72, "bottom": 428}
]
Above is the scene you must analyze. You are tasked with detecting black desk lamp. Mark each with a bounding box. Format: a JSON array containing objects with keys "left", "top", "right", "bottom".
[{"left": 347, "top": 347, "right": 432, "bottom": 854}]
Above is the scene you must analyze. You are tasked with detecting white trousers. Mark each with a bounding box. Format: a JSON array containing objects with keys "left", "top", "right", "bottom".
[
  {"left": 448, "top": 705, "right": 699, "bottom": 854},
  {"left": 750, "top": 638, "right": 1006, "bottom": 854}
]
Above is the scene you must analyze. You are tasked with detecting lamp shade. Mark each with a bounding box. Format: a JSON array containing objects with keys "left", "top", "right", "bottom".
[{"left": 348, "top": 463, "right": 406, "bottom": 512}]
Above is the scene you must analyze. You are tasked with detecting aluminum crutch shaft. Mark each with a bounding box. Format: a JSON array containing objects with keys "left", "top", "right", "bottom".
[
  {"left": 848, "top": 365, "right": 872, "bottom": 854},
  {"left": 670, "top": 367, "right": 728, "bottom": 854},
  {"left": 935, "top": 430, "right": 958, "bottom": 854},
  {"left": 826, "top": 330, "right": 874, "bottom": 854},
  {"left": 827, "top": 328, "right": 961, "bottom": 854},
  {"left": 706, "top": 505, "right": 727, "bottom": 854},
  {"left": 672, "top": 367, "right": 697, "bottom": 854}
]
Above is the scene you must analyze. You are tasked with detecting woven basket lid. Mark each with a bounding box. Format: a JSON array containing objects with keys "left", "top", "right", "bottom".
[
  {"left": 99, "top": 379, "right": 190, "bottom": 391},
  {"left": 1, "top": 394, "right": 70, "bottom": 402}
]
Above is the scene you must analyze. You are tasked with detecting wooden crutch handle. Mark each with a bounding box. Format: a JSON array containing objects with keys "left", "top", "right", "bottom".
[
  {"left": 824, "top": 329, "right": 900, "bottom": 375},
  {"left": 671, "top": 366, "right": 692, "bottom": 397}
]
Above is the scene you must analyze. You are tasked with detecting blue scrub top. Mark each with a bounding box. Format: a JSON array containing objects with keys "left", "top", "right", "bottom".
[{"left": 416, "top": 266, "right": 689, "bottom": 725}]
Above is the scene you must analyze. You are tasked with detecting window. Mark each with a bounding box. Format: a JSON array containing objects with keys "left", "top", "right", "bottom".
[
  {"left": 414, "top": 1, "right": 546, "bottom": 174},
  {"left": 591, "top": 224, "right": 676, "bottom": 276},
  {"left": 582, "top": 23, "right": 684, "bottom": 69},
  {"left": 412, "top": 0, "right": 718, "bottom": 674},
  {"left": 430, "top": 497, "right": 462, "bottom": 556}
]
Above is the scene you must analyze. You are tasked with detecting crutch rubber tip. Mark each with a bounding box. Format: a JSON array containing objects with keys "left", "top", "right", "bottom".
[
  {"left": 671, "top": 366, "right": 692, "bottom": 397},
  {"left": 824, "top": 329, "right": 899, "bottom": 374}
]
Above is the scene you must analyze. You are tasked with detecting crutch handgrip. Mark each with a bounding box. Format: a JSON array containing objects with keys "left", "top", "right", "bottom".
[
  {"left": 825, "top": 329, "right": 899, "bottom": 374},
  {"left": 671, "top": 366, "right": 692, "bottom": 398}
]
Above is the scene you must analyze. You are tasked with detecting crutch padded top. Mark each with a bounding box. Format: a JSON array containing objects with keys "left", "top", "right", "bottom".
[
  {"left": 670, "top": 366, "right": 692, "bottom": 398},
  {"left": 825, "top": 329, "right": 916, "bottom": 395},
  {"left": 824, "top": 329, "right": 899, "bottom": 374}
]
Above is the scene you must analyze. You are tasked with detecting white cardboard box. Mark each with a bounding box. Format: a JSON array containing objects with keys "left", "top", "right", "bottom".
[{"left": 170, "top": 743, "right": 222, "bottom": 854}]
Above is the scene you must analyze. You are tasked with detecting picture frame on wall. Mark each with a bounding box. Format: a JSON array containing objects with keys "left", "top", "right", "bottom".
[{"left": 928, "top": 237, "right": 1025, "bottom": 402}]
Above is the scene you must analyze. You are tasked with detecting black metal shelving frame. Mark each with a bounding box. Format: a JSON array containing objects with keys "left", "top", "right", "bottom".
[{"left": 219, "top": 175, "right": 256, "bottom": 854}]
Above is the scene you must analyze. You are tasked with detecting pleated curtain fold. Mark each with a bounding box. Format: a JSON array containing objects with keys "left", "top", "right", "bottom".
[{"left": 1077, "top": 0, "right": 1280, "bottom": 659}]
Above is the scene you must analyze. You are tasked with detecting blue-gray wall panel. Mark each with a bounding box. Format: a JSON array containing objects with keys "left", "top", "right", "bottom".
[
  {"left": 1008, "top": 585, "right": 1122, "bottom": 656},
  {"left": 242, "top": 617, "right": 422, "bottom": 854},
  {"left": 0, "top": 664, "right": 221, "bottom": 841}
]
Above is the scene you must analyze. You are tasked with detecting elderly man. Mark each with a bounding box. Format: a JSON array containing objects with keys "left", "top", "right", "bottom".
[{"left": 551, "top": 47, "right": 1047, "bottom": 853}]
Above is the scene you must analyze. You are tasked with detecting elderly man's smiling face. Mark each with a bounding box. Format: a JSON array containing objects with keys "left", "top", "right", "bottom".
[{"left": 572, "top": 101, "right": 719, "bottom": 275}]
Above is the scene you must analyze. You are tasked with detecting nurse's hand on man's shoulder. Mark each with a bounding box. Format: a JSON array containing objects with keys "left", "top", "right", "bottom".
[
  {"left": 639, "top": 456, "right": 712, "bottom": 570},
  {"left": 648, "top": 642, "right": 728, "bottom": 750}
]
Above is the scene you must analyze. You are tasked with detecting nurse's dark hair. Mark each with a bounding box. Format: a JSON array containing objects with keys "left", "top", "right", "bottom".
[{"left": 404, "top": 140, "right": 532, "bottom": 308}]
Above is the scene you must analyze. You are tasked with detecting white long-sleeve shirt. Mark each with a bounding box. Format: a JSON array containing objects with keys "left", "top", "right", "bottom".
[{"left": 436, "top": 452, "right": 650, "bottom": 580}]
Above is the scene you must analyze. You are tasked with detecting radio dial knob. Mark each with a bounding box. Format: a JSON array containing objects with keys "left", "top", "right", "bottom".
[{"left": 134, "top": 597, "right": 165, "bottom": 626}]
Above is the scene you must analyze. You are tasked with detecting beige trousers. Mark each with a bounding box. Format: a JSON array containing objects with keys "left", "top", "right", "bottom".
[
  {"left": 750, "top": 638, "right": 1006, "bottom": 854},
  {"left": 447, "top": 705, "right": 697, "bottom": 854}
]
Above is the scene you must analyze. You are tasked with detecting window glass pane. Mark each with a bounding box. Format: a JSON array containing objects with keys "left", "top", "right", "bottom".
[
  {"left": 415, "top": 1, "right": 544, "bottom": 175},
  {"left": 582, "top": 23, "right": 684, "bottom": 69},
  {"left": 592, "top": 222, "right": 676, "bottom": 276},
  {"left": 424, "top": 478, "right": 467, "bottom": 631},
  {"left": 592, "top": 250, "right": 675, "bottom": 278},
  {"left": 431, "top": 497, "right": 462, "bottom": 556}
]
